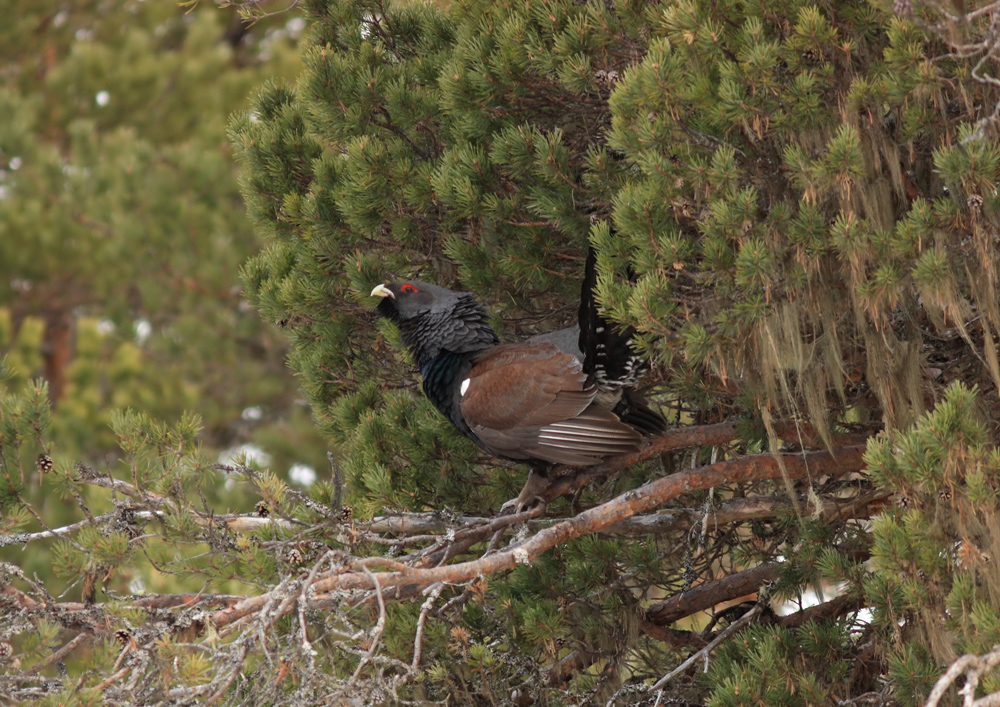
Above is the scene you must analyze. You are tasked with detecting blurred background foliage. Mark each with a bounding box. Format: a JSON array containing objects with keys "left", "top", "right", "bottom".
[{"left": 0, "top": 0, "right": 327, "bottom": 597}]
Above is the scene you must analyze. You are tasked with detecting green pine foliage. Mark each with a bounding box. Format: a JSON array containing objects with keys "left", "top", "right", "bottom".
[
  {"left": 224, "top": 0, "right": 1000, "bottom": 702},
  {"left": 865, "top": 383, "right": 1000, "bottom": 705},
  {"left": 706, "top": 622, "right": 853, "bottom": 707},
  {"left": 2, "top": 0, "right": 1000, "bottom": 702},
  {"left": 0, "top": 0, "right": 324, "bottom": 452}
]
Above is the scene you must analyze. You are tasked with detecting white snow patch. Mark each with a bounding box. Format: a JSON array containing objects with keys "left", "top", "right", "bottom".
[{"left": 289, "top": 464, "right": 317, "bottom": 486}]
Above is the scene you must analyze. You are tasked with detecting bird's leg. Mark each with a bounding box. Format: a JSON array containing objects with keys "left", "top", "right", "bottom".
[{"left": 511, "top": 464, "right": 552, "bottom": 513}]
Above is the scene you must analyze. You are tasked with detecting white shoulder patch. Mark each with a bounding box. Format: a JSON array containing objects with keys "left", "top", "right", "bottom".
[{"left": 460, "top": 378, "right": 471, "bottom": 396}]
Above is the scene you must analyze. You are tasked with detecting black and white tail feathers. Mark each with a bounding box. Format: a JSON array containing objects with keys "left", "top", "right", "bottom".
[{"left": 577, "top": 247, "right": 665, "bottom": 436}]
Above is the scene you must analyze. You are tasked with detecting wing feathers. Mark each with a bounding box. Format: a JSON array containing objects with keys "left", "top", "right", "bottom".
[
  {"left": 471, "top": 403, "right": 640, "bottom": 465},
  {"left": 544, "top": 421, "right": 638, "bottom": 436},
  {"left": 461, "top": 343, "right": 593, "bottom": 430},
  {"left": 457, "top": 341, "right": 644, "bottom": 466}
]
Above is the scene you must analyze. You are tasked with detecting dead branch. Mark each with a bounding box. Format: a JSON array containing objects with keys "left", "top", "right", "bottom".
[
  {"left": 212, "top": 445, "right": 866, "bottom": 630},
  {"left": 19, "top": 633, "right": 88, "bottom": 676},
  {"left": 364, "top": 488, "right": 888, "bottom": 541},
  {"left": 542, "top": 429, "right": 864, "bottom": 502},
  {"left": 650, "top": 602, "right": 765, "bottom": 691},
  {"left": 604, "top": 489, "right": 888, "bottom": 537},
  {"left": 363, "top": 513, "right": 486, "bottom": 535},
  {"left": 340, "top": 567, "right": 387, "bottom": 695},
  {"left": 645, "top": 563, "right": 781, "bottom": 626},
  {"left": 926, "top": 644, "right": 1000, "bottom": 707},
  {"left": 411, "top": 583, "right": 444, "bottom": 674},
  {"left": 1, "top": 584, "right": 244, "bottom": 638},
  {"left": 409, "top": 505, "right": 544, "bottom": 569}
]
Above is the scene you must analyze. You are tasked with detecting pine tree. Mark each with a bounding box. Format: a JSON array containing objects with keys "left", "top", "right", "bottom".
[
  {"left": 4, "top": 0, "right": 1000, "bottom": 704},
  {"left": 230, "top": 0, "right": 1000, "bottom": 702},
  {"left": 0, "top": 0, "right": 324, "bottom": 645}
]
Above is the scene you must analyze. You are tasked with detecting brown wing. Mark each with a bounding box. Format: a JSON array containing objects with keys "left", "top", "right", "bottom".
[
  {"left": 461, "top": 343, "right": 641, "bottom": 466},
  {"left": 460, "top": 343, "right": 593, "bottom": 429}
]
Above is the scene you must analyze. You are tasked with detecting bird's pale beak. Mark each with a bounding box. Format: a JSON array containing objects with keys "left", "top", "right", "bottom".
[{"left": 370, "top": 284, "right": 394, "bottom": 299}]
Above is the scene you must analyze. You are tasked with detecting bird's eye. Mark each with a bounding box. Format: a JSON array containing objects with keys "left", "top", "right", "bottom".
[{"left": 400, "top": 284, "right": 419, "bottom": 293}]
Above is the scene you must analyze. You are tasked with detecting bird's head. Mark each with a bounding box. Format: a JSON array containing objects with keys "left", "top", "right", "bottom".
[
  {"left": 370, "top": 280, "right": 499, "bottom": 363},
  {"left": 369, "top": 281, "right": 459, "bottom": 323}
]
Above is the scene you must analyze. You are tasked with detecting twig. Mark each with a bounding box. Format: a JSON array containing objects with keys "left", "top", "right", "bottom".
[
  {"left": 20, "top": 633, "right": 88, "bottom": 676},
  {"left": 649, "top": 603, "right": 764, "bottom": 691},
  {"left": 410, "top": 505, "right": 544, "bottom": 569},
  {"left": 411, "top": 583, "right": 444, "bottom": 673},
  {"left": 205, "top": 642, "right": 250, "bottom": 706},
  {"left": 94, "top": 665, "right": 132, "bottom": 691},
  {"left": 343, "top": 567, "right": 387, "bottom": 691},
  {"left": 297, "top": 552, "right": 342, "bottom": 666},
  {"left": 926, "top": 645, "right": 1000, "bottom": 707}
]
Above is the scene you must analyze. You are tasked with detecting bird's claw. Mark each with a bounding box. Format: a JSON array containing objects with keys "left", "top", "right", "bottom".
[
  {"left": 502, "top": 493, "right": 546, "bottom": 515},
  {"left": 516, "top": 494, "right": 546, "bottom": 514},
  {"left": 507, "top": 471, "right": 550, "bottom": 514}
]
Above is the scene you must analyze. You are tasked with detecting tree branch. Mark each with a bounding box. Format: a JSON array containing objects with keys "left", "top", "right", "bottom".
[
  {"left": 540, "top": 423, "right": 867, "bottom": 502},
  {"left": 926, "top": 644, "right": 1000, "bottom": 707},
  {"left": 365, "top": 488, "right": 888, "bottom": 540},
  {"left": 211, "top": 445, "right": 866, "bottom": 629},
  {"left": 19, "top": 633, "right": 88, "bottom": 676},
  {"left": 645, "top": 563, "right": 781, "bottom": 626},
  {"left": 777, "top": 593, "right": 865, "bottom": 629}
]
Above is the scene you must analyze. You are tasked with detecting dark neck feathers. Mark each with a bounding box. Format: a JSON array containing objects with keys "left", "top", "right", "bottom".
[
  {"left": 398, "top": 294, "right": 499, "bottom": 369},
  {"left": 421, "top": 351, "right": 475, "bottom": 439}
]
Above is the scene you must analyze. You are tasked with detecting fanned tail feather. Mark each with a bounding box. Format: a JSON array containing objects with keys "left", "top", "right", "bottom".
[
  {"left": 578, "top": 245, "right": 666, "bottom": 434},
  {"left": 578, "top": 246, "right": 646, "bottom": 390}
]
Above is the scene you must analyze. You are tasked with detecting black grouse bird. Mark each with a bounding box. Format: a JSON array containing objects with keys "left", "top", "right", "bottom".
[{"left": 371, "top": 249, "right": 664, "bottom": 505}]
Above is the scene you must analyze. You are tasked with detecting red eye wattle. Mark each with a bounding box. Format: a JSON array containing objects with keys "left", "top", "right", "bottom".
[{"left": 400, "top": 283, "right": 419, "bottom": 293}]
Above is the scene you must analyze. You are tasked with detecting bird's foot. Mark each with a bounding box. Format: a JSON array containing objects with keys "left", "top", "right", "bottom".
[{"left": 505, "top": 471, "right": 550, "bottom": 514}]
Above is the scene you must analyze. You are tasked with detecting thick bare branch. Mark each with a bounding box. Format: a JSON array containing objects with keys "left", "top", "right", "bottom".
[
  {"left": 645, "top": 563, "right": 781, "bottom": 626},
  {"left": 777, "top": 593, "right": 865, "bottom": 629},
  {"left": 365, "top": 489, "right": 888, "bottom": 540},
  {"left": 646, "top": 545, "right": 870, "bottom": 628},
  {"left": 541, "top": 428, "right": 865, "bottom": 502}
]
